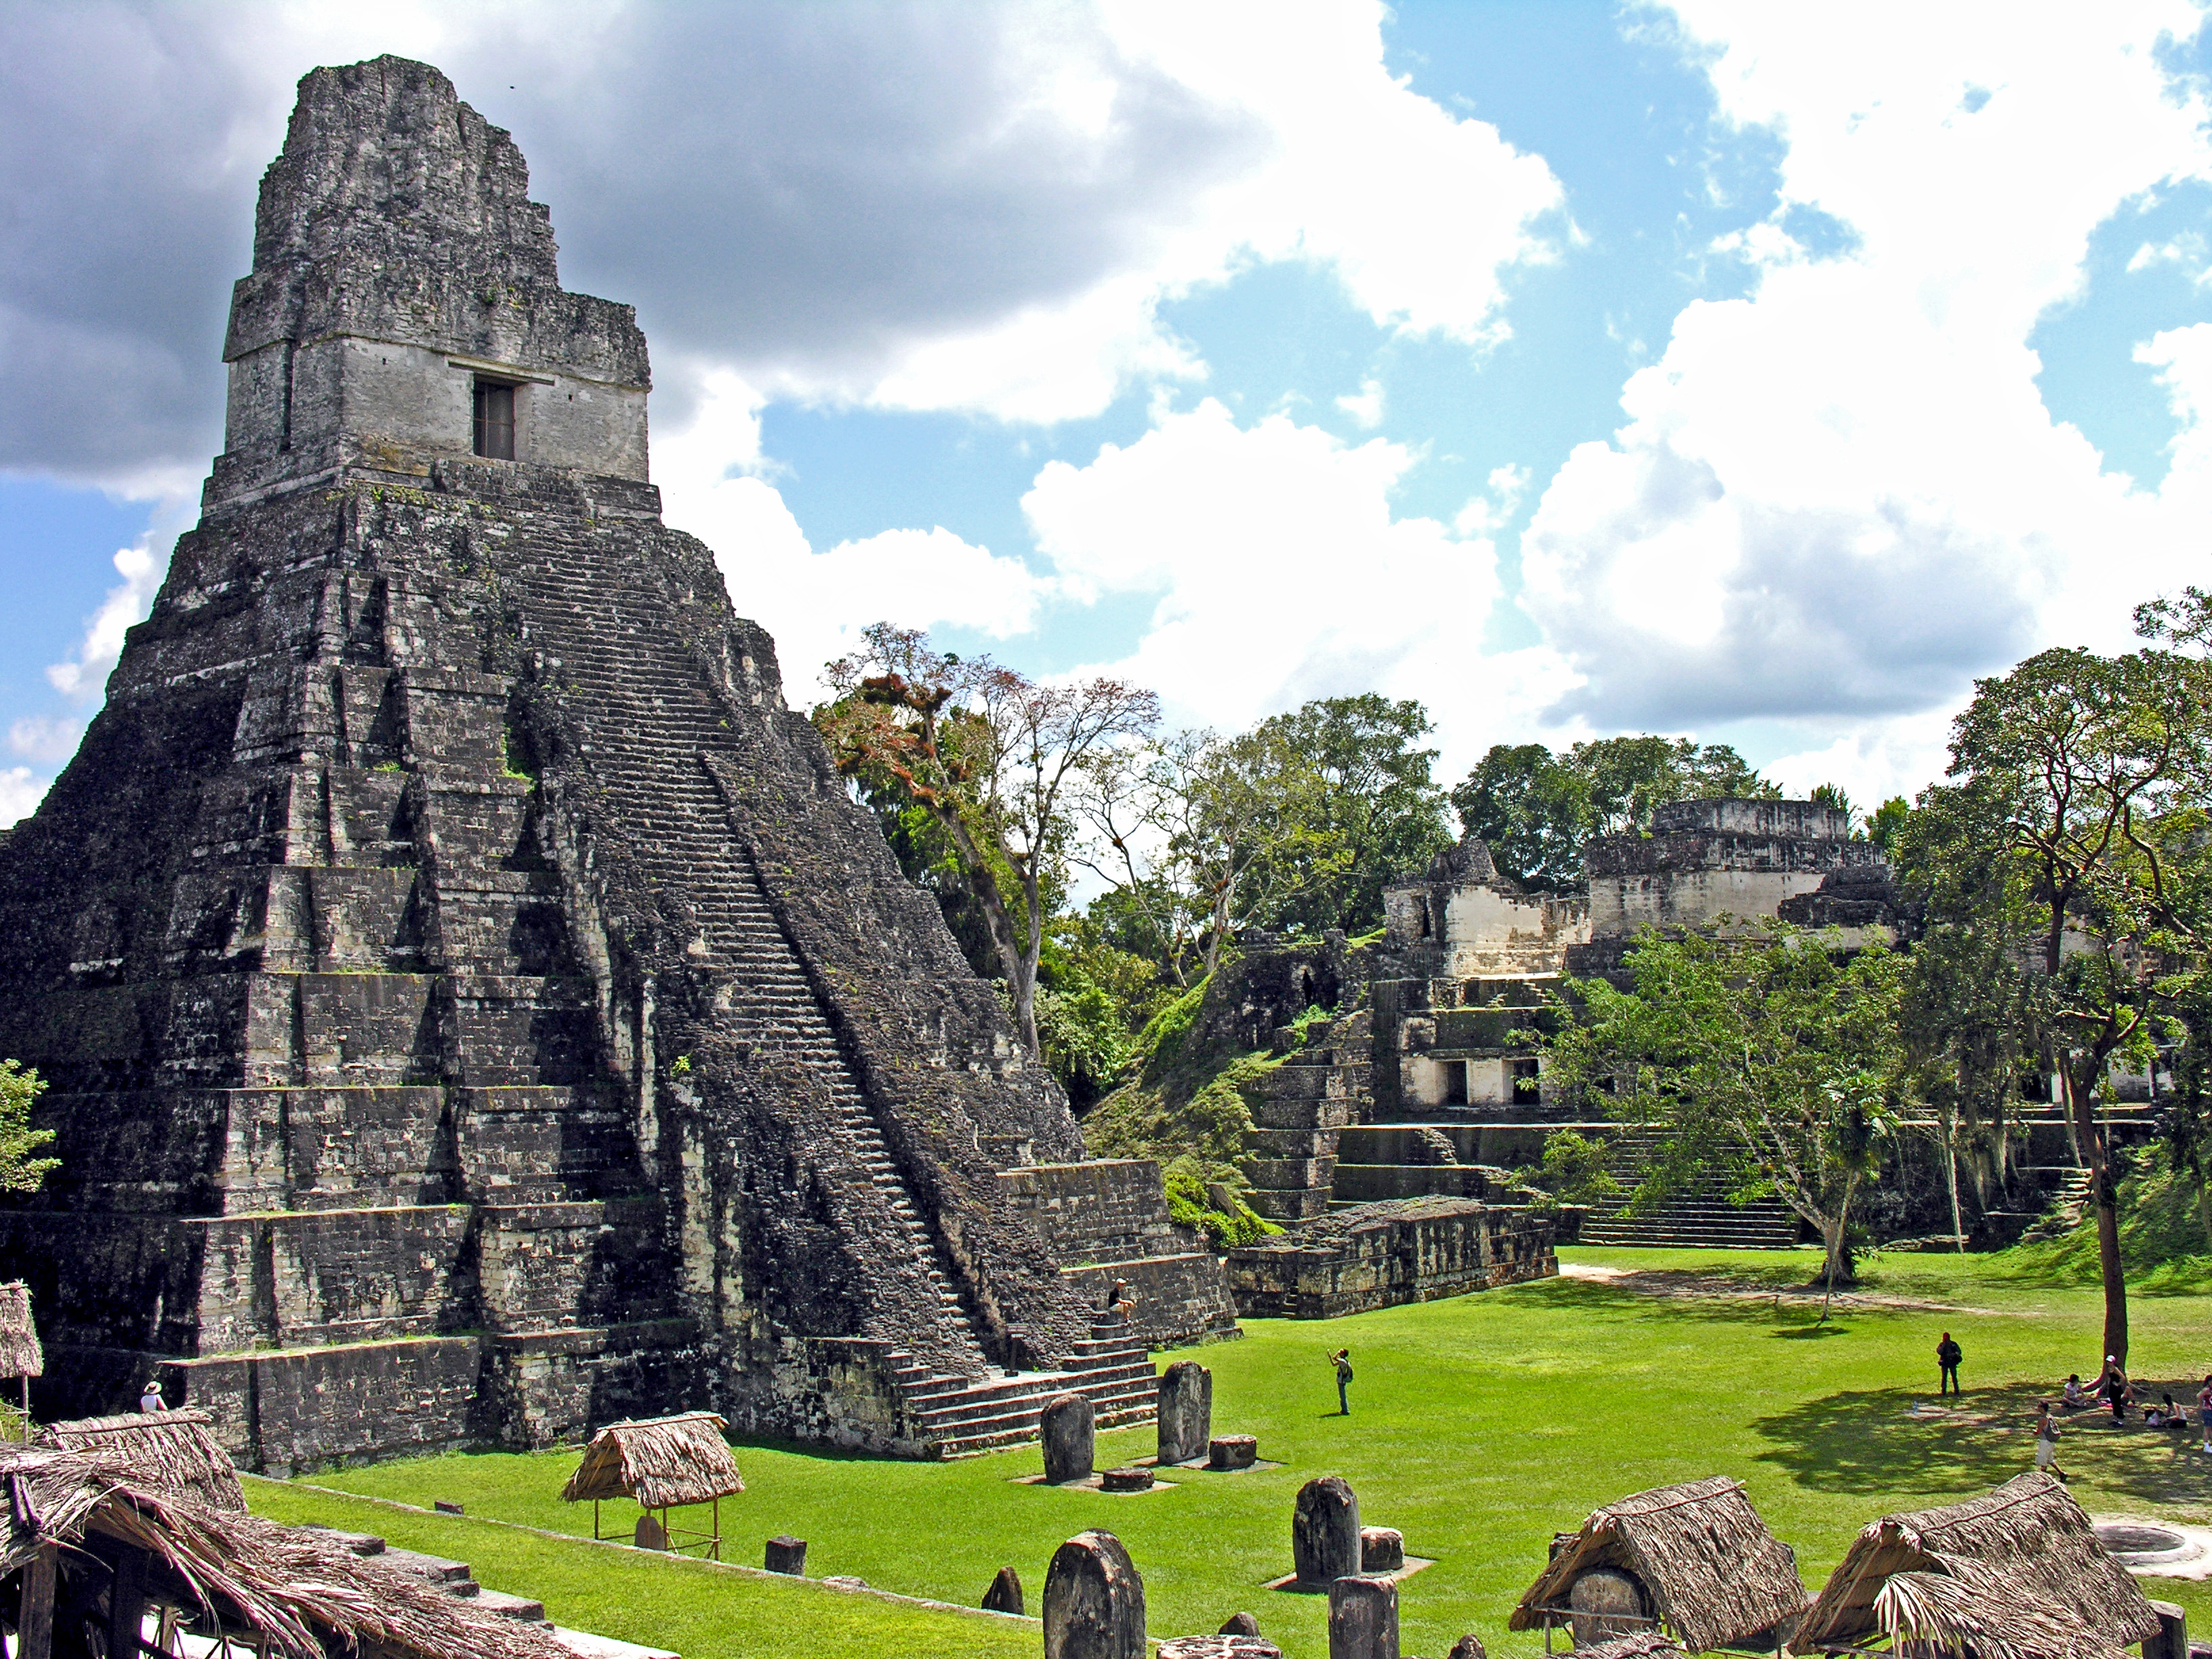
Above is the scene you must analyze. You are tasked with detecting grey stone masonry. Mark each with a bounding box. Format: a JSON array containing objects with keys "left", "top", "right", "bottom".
[
  {"left": 998, "top": 1162, "right": 1237, "bottom": 1349},
  {"left": 1044, "top": 1530, "right": 1147, "bottom": 1659},
  {"left": 0, "top": 54, "right": 1211, "bottom": 1470},
  {"left": 1293, "top": 1477, "right": 1362, "bottom": 1587},
  {"left": 1157, "top": 1360, "right": 1211, "bottom": 1465},
  {"left": 1328, "top": 1577, "right": 1399, "bottom": 1659},
  {"left": 1042, "top": 1393, "right": 1096, "bottom": 1485}
]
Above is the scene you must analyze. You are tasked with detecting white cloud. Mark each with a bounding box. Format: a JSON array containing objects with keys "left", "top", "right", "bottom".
[
  {"left": 656, "top": 398, "right": 1050, "bottom": 709},
  {"left": 1517, "top": 0, "right": 2212, "bottom": 734},
  {"left": 1455, "top": 462, "right": 1530, "bottom": 535},
  {"left": 47, "top": 537, "right": 166, "bottom": 701},
  {"left": 1019, "top": 397, "right": 1564, "bottom": 764},
  {"left": 1759, "top": 712, "right": 1956, "bottom": 813},
  {"left": 0, "top": 767, "right": 43, "bottom": 829},
  {"left": 7, "top": 718, "right": 80, "bottom": 765},
  {"left": 1336, "top": 378, "right": 1386, "bottom": 429}
]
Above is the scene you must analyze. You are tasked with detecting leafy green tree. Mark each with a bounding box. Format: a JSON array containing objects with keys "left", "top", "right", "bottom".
[
  {"left": 1808, "top": 781, "right": 1858, "bottom": 832},
  {"left": 1542, "top": 923, "right": 1910, "bottom": 1299},
  {"left": 0, "top": 1063, "right": 56, "bottom": 1194},
  {"left": 1254, "top": 695, "right": 1453, "bottom": 935},
  {"left": 1450, "top": 743, "right": 1592, "bottom": 893},
  {"left": 815, "top": 623, "right": 1159, "bottom": 1057},
  {"left": 1940, "top": 644, "right": 2212, "bottom": 1366},
  {"left": 1868, "top": 795, "right": 1912, "bottom": 856},
  {"left": 1568, "top": 735, "right": 1775, "bottom": 836}
]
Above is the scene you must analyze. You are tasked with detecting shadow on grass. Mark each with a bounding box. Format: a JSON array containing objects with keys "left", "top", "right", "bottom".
[
  {"left": 1511, "top": 1275, "right": 1875, "bottom": 1336},
  {"left": 1749, "top": 1385, "right": 2211, "bottom": 1506}
]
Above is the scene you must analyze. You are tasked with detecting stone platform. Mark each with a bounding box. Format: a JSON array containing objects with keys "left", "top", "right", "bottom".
[{"left": 1223, "top": 1197, "right": 1555, "bottom": 1319}]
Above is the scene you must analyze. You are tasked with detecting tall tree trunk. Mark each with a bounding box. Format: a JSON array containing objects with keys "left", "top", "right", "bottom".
[
  {"left": 2062, "top": 1061, "right": 2129, "bottom": 1368},
  {"left": 1944, "top": 1114, "right": 1965, "bottom": 1252}
]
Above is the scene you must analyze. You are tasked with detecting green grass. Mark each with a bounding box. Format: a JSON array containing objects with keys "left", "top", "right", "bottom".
[{"left": 253, "top": 1247, "right": 2212, "bottom": 1658}]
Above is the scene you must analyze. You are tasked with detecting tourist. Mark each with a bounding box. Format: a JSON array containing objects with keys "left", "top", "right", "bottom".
[
  {"left": 2033, "top": 1399, "right": 2063, "bottom": 1479},
  {"left": 1331, "top": 1348, "right": 1353, "bottom": 1416},
  {"left": 1936, "top": 1331, "right": 1963, "bottom": 1397},
  {"left": 2102, "top": 1357, "right": 2131, "bottom": 1425},
  {"left": 2196, "top": 1375, "right": 2211, "bottom": 1453},
  {"left": 137, "top": 1379, "right": 166, "bottom": 1413},
  {"left": 2062, "top": 1374, "right": 2088, "bottom": 1409}
]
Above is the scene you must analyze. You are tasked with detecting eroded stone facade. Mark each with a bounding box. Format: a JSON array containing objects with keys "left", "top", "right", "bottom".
[{"left": 0, "top": 56, "right": 1227, "bottom": 1469}]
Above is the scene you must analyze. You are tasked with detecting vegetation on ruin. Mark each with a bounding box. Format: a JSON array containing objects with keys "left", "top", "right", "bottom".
[
  {"left": 253, "top": 1246, "right": 2212, "bottom": 1659},
  {"left": 0, "top": 1061, "right": 55, "bottom": 1193},
  {"left": 1542, "top": 924, "right": 1913, "bottom": 1296}
]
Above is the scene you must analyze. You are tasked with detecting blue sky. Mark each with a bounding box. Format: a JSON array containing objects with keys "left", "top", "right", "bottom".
[{"left": 7, "top": 1, "right": 2212, "bottom": 824}]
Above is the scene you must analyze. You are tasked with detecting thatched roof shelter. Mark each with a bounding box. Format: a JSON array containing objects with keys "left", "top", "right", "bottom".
[
  {"left": 0, "top": 1443, "right": 567, "bottom": 1659},
  {"left": 561, "top": 1412, "right": 742, "bottom": 1510},
  {"left": 1580, "top": 1633, "right": 1693, "bottom": 1659},
  {"left": 0, "top": 1282, "right": 41, "bottom": 1379},
  {"left": 35, "top": 1410, "right": 246, "bottom": 1513},
  {"left": 1793, "top": 1472, "right": 2159, "bottom": 1659},
  {"left": 1509, "top": 1475, "right": 1808, "bottom": 1652}
]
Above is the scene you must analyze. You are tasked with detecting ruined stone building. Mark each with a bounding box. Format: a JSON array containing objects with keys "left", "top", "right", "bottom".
[
  {"left": 0, "top": 56, "right": 1231, "bottom": 1471},
  {"left": 1227, "top": 797, "right": 1900, "bottom": 1252}
]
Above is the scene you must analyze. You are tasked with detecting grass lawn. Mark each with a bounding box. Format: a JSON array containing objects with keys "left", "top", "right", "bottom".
[{"left": 252, "top": 1246, "right": 2212, "bottom": 1659}]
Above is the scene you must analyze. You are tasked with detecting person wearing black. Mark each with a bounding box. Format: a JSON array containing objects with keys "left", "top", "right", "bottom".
[
  {"left": 1332, "top": 1349, "right": 1353, "bottom": 1415},
  {"left": 1936, "top": 1332, "right": 1963, "bottom": 1397}
]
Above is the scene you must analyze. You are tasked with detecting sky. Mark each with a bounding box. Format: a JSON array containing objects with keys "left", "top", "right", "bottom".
[{"left": 7, "top": 0, "right": 2212, "bottom": 828}]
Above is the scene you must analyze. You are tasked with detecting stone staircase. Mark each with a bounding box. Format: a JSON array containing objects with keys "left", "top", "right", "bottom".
[
  {"left": 2015, "top": 1166, "right": 2095, "bottom": 1244},
  {"left": 1578, "top": 1128, "right": 1802, "bottom": 1250},
  {"left": 886, "top": 1313, "right": 1157, "bottom": 1458},
  {"left": 1238, "top": 1011, "right": 1370, "bottom": 1222},
  {"left": 306, "top": 1529, "right": 546, "bottom": 1621}
]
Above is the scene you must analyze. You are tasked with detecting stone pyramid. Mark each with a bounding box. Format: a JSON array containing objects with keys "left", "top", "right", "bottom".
[{"left": 0, "top": 56, "right": 1231, "bottom": 1471}]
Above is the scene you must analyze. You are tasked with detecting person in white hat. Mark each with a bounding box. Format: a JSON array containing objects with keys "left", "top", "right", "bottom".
[{"left": 138, "top": 1378, "right": 167, "bottom": 1413}]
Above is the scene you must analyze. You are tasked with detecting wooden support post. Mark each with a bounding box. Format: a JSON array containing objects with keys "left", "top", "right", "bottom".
[
  {"left": 108, "top": 1547, "right": 146, "bottom": 1659},
  {"left": 18, "top": 1540, "right": 57, "bottom": 1659}
]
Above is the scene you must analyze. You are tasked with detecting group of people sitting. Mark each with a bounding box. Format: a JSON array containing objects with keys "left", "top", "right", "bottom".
[{"left": 2055, "top": 1361, "right": 2212, "bottom": 1450}]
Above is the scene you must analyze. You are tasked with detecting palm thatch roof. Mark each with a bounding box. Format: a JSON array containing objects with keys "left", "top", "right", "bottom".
[
  {"left": 1793, "top": 1473, "right": 2159, "bottom": 1659},
  {"left": 0, "top": 1282, "right": 41, "bottom": 1379},
  {"left": 1509, "top": 1475, "right": 1808, "bottom": 1652},
  {"left": 0, "top": 1444, "right": 567, "bottom": 1659},
  {"left": 35, "top": 1409, "right": 246, "bottom": 1513},
  {"left": 1580, "top": 1633, "right": 1693, "bottom": 1659},
  {"left": 561, "top": 1412, "right": 742, "bottom": 1510}
]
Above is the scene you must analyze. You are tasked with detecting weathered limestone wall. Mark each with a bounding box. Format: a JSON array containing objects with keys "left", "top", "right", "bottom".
[
  {"left": 0, "top": 54, "right": 1202, "bottom": 1471},
  {"left": 997, "top": 1162, "right": 1238, "bottom": 1348},
  {"left": 1582, "top": 800, "right": 1886, "bottom": 939},
  {"left": 1223, "top": 1197, "right": 1555, "bottom": 1319}
]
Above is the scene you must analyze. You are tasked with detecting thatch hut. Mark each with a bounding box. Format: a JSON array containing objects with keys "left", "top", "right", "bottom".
[
  {"left": 1509, "top": 1475, "right": 1809, "bottom": 1652},
  {"left": 0, "top": 1443, "right": 568, "bottom": 1659},
  {"left": 0, "top": 1282, "right": 41, "bottom": 1411},
  {"left": 1581, "top": 1634, "right": 1694, "bottom": 1659},
  {"left": 1792, "top": 1473, "right": 2159, "bottom": 1659},
  {"left": 35, "top": 1410, "right": 246, "bottom": 1513},
  {"left": 561, "top": 1412, "right": 742, "bottom": 1560}
]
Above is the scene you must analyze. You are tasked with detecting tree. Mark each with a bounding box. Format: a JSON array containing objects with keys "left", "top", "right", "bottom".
[
  {"left": 0, "top": 1062, "right": 56, "bottom": 1193},
  {"left": 1542, "top": 923, "right": 1909, "bottom": 1301},
  {"left": 1942, "top": 644, "right": 2212, "bottom": 1367},
  {"left": 1254, "top": 696, "right": 1453, "bottom": 935},
  {"left": 1568, "top": 735, "right": 1775, "bottom": 836},
  {"left": 1450, "top": 743, "right": 1593, "bottom": 893},
  {"left": 815, "top": 623, "right": 1160, "bottom": 1057}
]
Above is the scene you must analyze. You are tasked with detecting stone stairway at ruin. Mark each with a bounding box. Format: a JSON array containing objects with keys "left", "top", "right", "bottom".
[
  {"left": 884, "top": 1313, "right": 1158, "bottom": 1458},
  {"left": 500, "top": 531, "right": 1001, "bottom": 1385},
  {"left": 1578, "top": 1128, "right": 1803, "bottom": 1250}
]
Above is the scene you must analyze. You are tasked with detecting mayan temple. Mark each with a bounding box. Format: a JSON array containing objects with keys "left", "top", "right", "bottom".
[{"left": 0, "top": 56, "right": 1232, "bottom": 1472}]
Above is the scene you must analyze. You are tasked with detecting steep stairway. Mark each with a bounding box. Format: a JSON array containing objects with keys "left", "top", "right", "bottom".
[{"left": 1578, "top": 1128, "right": 1803, "bottom": 1250}]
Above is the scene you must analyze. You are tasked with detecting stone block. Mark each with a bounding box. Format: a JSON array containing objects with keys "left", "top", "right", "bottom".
[
  {"left": 1158, "top": 1640, "right": 1281, "bottom": 1659},
  {"left": 1209, "top": 1435, "right": 1258, "bottom": 1470},
  {"left": 1158, "top": 1360, "right": 1212, "bottom": 1465},
  {"left": 982, "top": 1565, "right": 1023, "bottom": 1616},
  {"left": 764, "top": 1536, "right": 806, "bottom": 1576},
  {"left": 1359, "top": 1528, "right": 1404, "bottom": 1574},
  {"left": 1220, "top": 1614, "right": 1261, "bottom": 1637},
  {"left": 1293, "top": 1476, "right": 1361, "bottom": 1586},
  {"left": 1042, "top": 1391, "right": 1096, "bottom": 1485},
  {"left": 1448, "top": 1635, "right": 1487, "bottom": 1659},
  {"left": 1101, "top": 1467, "right": 1153, "bottom": 1493},
  {"left": 1568, "top": 1568, "right": 1648, "bottom": 1648},
  {"left": 2146, "top": 1601, "right": 2188, "bottom": 1659},
  {"left": 1328, "top": 1575, "right": 1398, "bottom": 1659},
  {"left": 1044, "top": 1529, "right": 1146, "bottom": 1659}
]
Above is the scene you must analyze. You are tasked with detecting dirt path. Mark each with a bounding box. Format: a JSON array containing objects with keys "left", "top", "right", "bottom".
[{"left": 1558, "top": 1259, "right": 2018, "bottom": 1315}]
